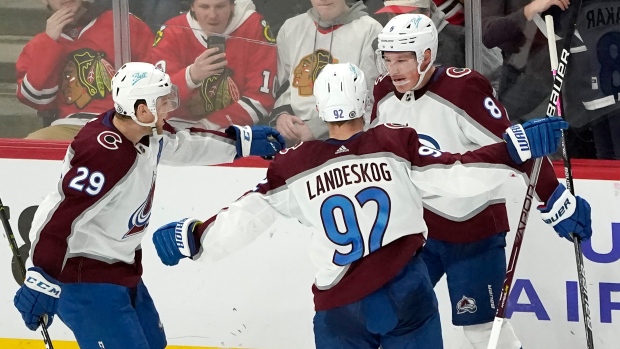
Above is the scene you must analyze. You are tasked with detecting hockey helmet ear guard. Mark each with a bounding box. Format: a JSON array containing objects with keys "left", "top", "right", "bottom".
[
  {"left": 313, "top": 63, "right": 368, "bottom": 122},
  {"left": 111, "top": 61, "right": 177, "bottom": 127}
]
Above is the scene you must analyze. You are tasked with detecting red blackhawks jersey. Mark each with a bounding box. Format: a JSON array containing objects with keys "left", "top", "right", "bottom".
[
  {"left": 28, "top": 110, "right": 238, "bottom": 288},
  {"left": 371, "top": 67, "right": 559, "bottom": 243},
  {"left": 190, "top": 125, "right": 547, "bottom": 310},
  {"left": 16, "top": 11, "right": 153, "bottom": 125},
  {"left": 151, "top": 6, "right": 277, "bottom": 131}
]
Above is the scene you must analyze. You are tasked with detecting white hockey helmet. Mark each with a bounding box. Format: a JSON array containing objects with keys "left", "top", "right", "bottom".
[
  {"left": 111, "top": 61, "right": 179, "bottom": 127},
  {"left": 378, "top": 14, "right": 438, "bottom": 64},
  {"left": 314, "top": 63, "right": 368, "bottom": 122}
]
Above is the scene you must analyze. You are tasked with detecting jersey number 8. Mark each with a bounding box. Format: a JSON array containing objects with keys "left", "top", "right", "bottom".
[{"left": 320, "top": 187, "right": 391, "bottom": 266}]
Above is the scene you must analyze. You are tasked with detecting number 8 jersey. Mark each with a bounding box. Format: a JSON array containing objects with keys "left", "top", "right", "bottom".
[{"left": 190, "top": 124, "right": 548, "bottom": 311}]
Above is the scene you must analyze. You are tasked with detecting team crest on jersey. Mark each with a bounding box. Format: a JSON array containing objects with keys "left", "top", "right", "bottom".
[
  {"left": 293, "top": 50, "right": 339, "bottom": 96},
  {"left": 61, "top": 48, "right": 115, "bottom": 109},
  {"left": 446, "top": 67, "right": 472, "bottom": 78},
  {"left": 261, "top": 19, "right": 276, "bottom": 43},
  {"left": 456, "top": 295, "right": 478, "bottom": 314},
  {"left": 153, "top": 25, "right": 166, "bottom": 47},
  {"left": 123, "top": 174, "right": 156, "bottom": 239},
  {"left": 187, "top": 68, "right": 240, "bottom": 117},
  {"left": 97, "top": 131, "right": 123, "bottom": 150}
]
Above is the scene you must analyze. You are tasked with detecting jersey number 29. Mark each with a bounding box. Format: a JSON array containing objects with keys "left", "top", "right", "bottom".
[{"left": 320, "top": 187, "right": 391, "bottom": 266}]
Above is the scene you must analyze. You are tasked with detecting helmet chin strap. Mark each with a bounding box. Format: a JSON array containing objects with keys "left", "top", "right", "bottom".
[
  {"left": 411, "top": 58, "right": 432, "bottom": 91},
  {"left": 131, "top": 110, "right": 159, "bottom": 128}
]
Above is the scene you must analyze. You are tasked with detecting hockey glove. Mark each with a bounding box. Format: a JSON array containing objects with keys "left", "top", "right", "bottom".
[
  {"left": 225, "top": 125, "right": 286, "bottom": 158},
  {"left": 152, "top": 218, "right": 201, "bottom": 266},
  {"left": 13, "top": 267, "right": 61, "bottom": 331},
  {"left": 538, "top": 183, "right": 592, "bottom": 242},
  {"left": 503, "top": 117, "right": 568, "bottom": 164}
]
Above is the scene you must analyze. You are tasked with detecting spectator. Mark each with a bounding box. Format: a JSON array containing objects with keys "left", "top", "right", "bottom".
[
  {"left": 554, "top": 0, "right": 620, "bottom": 159},
  {"left": 151, "top": 0, "right": 277, "bottom": 130},
  {"left": 481, "top": 0, "right": 569, "bottom": 123},
  {"left": 270, "top": 0, "right": 382, "bottom": 146},
  {"left": 376, "top": 0, "right": 503, "bottom": 91},
  {"left": 375, "top": 0, "right": 465, "bottom": 68},
  {"left": 16, "top": 0, "right": 154, "bottom": 140}
]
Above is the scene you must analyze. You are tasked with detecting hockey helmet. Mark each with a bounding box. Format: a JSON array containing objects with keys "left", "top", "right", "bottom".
[
  {"left": 111, "top": 61, "right": 179, "bottom": 127},
  {"left": 378, "top": 14, "right": 438, "bottom": 67},
  {"left": 314, "top": 63, "right": 368, "bottom": 123}
]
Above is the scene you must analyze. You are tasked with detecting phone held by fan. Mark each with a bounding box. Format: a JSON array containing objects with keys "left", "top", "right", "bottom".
[{"left": 206, "top": 35, "right": 226, "bottom": 64}]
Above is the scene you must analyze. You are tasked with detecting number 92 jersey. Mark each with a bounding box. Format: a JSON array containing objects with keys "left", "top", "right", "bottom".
[{"left": 195, "top": 124, "right": 527, "bottom": 310}]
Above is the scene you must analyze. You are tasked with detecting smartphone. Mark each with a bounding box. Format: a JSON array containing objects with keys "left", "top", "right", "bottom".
[{"left": 206, "top": 35, "right": 226, "bottom": 63}]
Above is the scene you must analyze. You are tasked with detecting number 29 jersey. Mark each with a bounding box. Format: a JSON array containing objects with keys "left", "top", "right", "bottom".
[{"left": 193, "top": 124, "right": 534, "bottom": 310}]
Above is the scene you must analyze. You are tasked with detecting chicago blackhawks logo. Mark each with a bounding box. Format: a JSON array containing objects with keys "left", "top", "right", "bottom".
[
  {"left": 293, "top": 50, "right": 338, "bottom": 96},
  {"left": 61, "top": 48, "right": 115, "bottom": 109},
  {"left": 187, "top": 68, "right": 240, "bottom": 118}
]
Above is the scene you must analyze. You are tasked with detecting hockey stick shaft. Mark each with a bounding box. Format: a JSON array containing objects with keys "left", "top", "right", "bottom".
[
  {"left": 486, "top": 158, "right": 542, "bottom": 349},
  {"left": 545, "top": 11, "right": 594, "bottom": 348},
  {"left": 487, "top": 3, "right": 586, "bottom": 348},
  {"left": 0, "top": 198, "right": 54, "bottom": 349}
]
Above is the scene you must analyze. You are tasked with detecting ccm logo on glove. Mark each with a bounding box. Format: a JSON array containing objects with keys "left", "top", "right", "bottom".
[{"left": 25, "top": 270, "right": 61, "bottom": 298}]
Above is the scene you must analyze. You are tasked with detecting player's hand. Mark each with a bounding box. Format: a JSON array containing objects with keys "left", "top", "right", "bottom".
[
  {"left": 503, "top": 116, "right": 568, "bottom": 164},
  {"left": 524, "top": 0, "right": 569, "bottom": 20},
  {"left": 188, "top": 47, "right": 227, "bottom": 84},
  {"left": 226, "top": 125, "right": 286, "bottom": 158},
  {"left": 538, "top": 183, "right": 592, "bottom": 242},
  {"left": 275, "top": 113, "right": 304, "bottom": 145},
  {"left": 152, "top": 218, "right": 201, "bottom": 266},
  {"left": 14, "top": 267, "right": 61, "bottom": 331},
  {"left": 46, "top": 7, "right": 77, "bottom": 41}
]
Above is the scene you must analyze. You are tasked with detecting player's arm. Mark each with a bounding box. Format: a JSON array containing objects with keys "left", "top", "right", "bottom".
[
  {"left": 151, "top": 160, "right": 293, "bottom": 265},
  {"left": 159, "top": 123, "right": 285, "bottom": 164},
  {"left": 15, "top": 34, "right": 65, "bottom": 110},
  {"left": 369, "top": 74, "right": 392, "bottom": 126},
  {"left": 202, "top": 19, "right": 277, "bottom": 128}
]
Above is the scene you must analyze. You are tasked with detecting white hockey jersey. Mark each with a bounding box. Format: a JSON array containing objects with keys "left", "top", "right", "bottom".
[
  {"left": 190, "top": 124, "right": 536, "bottom": 310},
  {"left": 371, "top": 67, "right": 559, "bottom": 243},
  {"left": 29, "top": 110, "right": 238, "bottom": 287}
]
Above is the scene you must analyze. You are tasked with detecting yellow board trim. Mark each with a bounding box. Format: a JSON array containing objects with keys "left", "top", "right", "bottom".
[{"left": 0, "top": 339, "right": 243, "bottom": 349}]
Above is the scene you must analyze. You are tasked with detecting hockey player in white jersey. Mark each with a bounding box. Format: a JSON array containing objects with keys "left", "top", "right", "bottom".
[
  {"left": 371, "top": 14, "right": 592, "bottom": 348},
  {"left": 12, "top": 61, "right": 285, "bottom": 348},
  {"left": 150, "top": 63, "right": 590, "bottom": 349}
]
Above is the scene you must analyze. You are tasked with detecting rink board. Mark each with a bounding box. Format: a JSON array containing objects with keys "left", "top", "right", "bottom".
[{"left": 0, "top": 146, "right": 618, "bottom": 349}]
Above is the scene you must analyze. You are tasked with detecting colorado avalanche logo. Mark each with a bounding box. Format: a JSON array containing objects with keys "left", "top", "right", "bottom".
[
  {"left": 456, "top": 295, "right": 478, "bottom": 314},
  {"left": 123, "top": 174, "right": 156, "bottom": 239}
]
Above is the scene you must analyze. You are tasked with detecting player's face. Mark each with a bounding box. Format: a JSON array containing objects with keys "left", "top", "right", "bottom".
[
  {"left": 382, "top": 51, "right": 421, "bottom": 93},
  {"left": 43, "top": 0, "right": 82, "bottom": 12},
  {"left": 310, "top": 0, "right": 349, "bottom": 21},
  {"left": 191, "top": 0, "right": 234, "bottom": 35}
]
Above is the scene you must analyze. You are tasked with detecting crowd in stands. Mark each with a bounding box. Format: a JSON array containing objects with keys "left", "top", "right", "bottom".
[{"left": 10, "top": 0, "right": 620, "bottom": 159}]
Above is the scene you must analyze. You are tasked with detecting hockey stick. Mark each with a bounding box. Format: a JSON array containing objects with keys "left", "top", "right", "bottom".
[
  {"left": 0, "top": 198, "right": 54, "bottom": 349},
  {"left": 545, "top": 12, "right": 595, "bottom": 349},
  {"left": 486, "top": 2, "right": 587, "bottom": 348}
]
